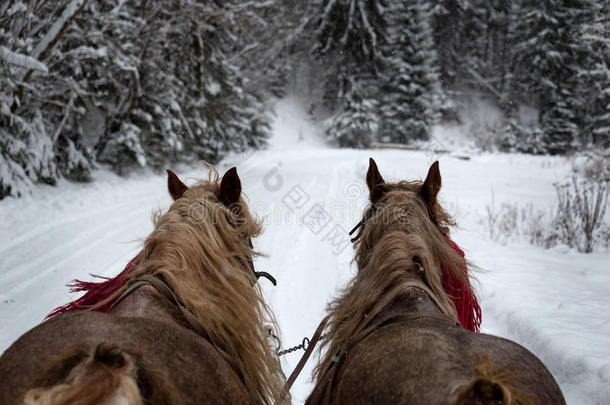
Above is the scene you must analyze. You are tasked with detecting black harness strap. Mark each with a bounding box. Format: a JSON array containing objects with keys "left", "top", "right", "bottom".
[{"left": 348, "top": 204, "right": 380, "bottom": 242}]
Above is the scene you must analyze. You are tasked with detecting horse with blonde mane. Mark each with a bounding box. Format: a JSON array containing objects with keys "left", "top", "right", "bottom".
[
  {"left": 0, "top": 167, "right": 284, "bottom": 405},
  {"left": 307, "top": 159, "right": 565, "bottom": 405}
]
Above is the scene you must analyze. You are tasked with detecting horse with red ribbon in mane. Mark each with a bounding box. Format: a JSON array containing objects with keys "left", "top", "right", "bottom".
[
  {"left": 307, "top": 159, "right": 565, "bottom": 405},
  {"left": 0, "top": 167, "right": 284, "bottom": 405}
]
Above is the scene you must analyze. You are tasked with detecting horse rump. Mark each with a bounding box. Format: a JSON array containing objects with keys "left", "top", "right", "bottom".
[{"left": 21, "top": 343, "right": 178, "bottom": 405}]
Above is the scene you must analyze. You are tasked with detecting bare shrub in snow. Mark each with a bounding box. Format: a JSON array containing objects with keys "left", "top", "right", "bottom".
[
  {"left": 571, "top": 154, "right": 610, "bottom": 183},
  {"left": 486, "top": 180, "right": 609, "bottom": 253},
  {"left": 485, "top": 198, "right": 550, "bottom": 247},
  {"left": 520, "top": 204, "right": 549, "bottom": 247},
  {"left": 485, "top": 198, "right": 501, "bottom": 241},
  {"left": 552, "top": 177, "right": 609, "bottom": 253}
]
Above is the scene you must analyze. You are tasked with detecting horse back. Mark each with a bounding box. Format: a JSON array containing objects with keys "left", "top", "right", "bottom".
[
  {"left": 0, "top": 311, "right": 250, "bottom": 405},
  {"left": 310, "top": 319, "right": 565, "bottom": 405}
]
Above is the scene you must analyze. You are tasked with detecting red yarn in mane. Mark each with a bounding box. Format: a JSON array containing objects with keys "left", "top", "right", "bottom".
[
  {"left": 441, "top": 236, "right": 481, "bottom": 333},
  {"left": 46, "top": 239, "right": 480, "bottom": 331},
  {"left": 46, "top": 253, "right": 142, "bottom": 318}
]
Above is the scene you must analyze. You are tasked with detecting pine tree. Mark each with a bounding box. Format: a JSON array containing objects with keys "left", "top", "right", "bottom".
[
  {"left": 94, "top": 1, "right": 272, "bottom": 171},
  {"left": 511, "top": 0, "right": 594, "bottom": 154},
  {"left": 312, "top": 0, "right": 388, "bottom": 68},
  {"left": 325, "top": 63, "right": 378, "bottom": 147},
  {"left": 1, "top": 0, "right": 275, "bottom": 198},
  {"left": 430, "top": 0, "right": 469, "bottom": 86},
  {"left": 577, "top": 2, "right": 610, "bottom": 149},
  {"left": 229, "top": 0, "right": 310, "bottom": 99},
  {"left": 174, "top": 2, "right": 271, "bottom": 158},
  {"left": 590, "top": 74, "right": 610, "bottom": 149},
  {"left": 428, "top": 0, "right": 605, "bottom": 155},
  {"left": 380, "top": 0, "right": 445, "bottom": 143},
  {"left": 431, "top": 0, "right": 513, "bottom": 111},
  {"left": 310, "top": 0, "right": 389, "bottom": 146},
  {"left": 0, "top": 0, "right": 84, "bottom": 198}
]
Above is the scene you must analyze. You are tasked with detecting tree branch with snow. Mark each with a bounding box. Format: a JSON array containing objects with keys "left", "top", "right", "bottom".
[{"left": 0, "top": 47, "right": 48, "bottom": 73}]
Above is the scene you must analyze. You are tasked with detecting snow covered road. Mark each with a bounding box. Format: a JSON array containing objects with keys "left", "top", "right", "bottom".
[{"left": 1, "top": 98, "right": 608, "bottom": 404}]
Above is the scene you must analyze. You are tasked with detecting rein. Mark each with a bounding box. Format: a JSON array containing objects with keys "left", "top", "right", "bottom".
[
  {"left": 279, "top": 315, "right": 330, "bottom": 401},
  {"left": 226, "top": 206, "right": 276, "bottom": 286}
]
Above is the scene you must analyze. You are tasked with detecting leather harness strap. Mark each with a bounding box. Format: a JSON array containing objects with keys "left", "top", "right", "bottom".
[
  {"left": 109, "top": 274, "right": 210, "bottom": 340},
  {"left": 313, "top": 312, "right": 458, "bottom": 404},
  {"left": 110, "top": 274, "right": 263, "bottom": 404}
]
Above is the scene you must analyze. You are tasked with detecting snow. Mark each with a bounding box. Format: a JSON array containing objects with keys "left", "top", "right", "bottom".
[
  {"left": 31, "top": 0, "right": 85, "bottom": 59},
  {"left": 264, "top": 96, "right": 327, "bottom": 150},
  {"left": 66, "top": 45, "right": 108, "bottom": 59},
  {"left": 205, "top": 80, "right": 222, "bottom": 96},
  {"left": 1, "top": 97, "right": 609, "bottom": 404},
  {"left": 0, "top": 46, "right": 48, "bottom": 73}
]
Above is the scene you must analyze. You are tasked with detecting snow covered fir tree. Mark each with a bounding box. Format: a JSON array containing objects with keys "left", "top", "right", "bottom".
[
  {"left": 0, "top": 0, "right": 284, "bottom": 199},
  {"left": 509, "top": 0, "right": 589, "bottom": 154},
  {"left": 429, "top": 0, "right": 607, "bottom": 155},
  {"left": 308, "top": 0, "right": 388, "bottom": 147},
  {"left": 379, "top": 0, "right": 446, "bottom": 143},
  {"left": 1, "top": 0, "right": 609, "bottom": 199}
]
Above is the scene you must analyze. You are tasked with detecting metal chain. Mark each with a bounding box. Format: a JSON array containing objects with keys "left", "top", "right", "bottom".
[{"left": 277, "top": 334, "right": 326, "bottom": 357}]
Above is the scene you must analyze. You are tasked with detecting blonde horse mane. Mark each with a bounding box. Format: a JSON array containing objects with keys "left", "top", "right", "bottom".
[
  {"left": 90, "top": 166, "right": 283, "bottom": 405},
  {"left": 314, "top": 182, "right": 475, "bottom": 382}
]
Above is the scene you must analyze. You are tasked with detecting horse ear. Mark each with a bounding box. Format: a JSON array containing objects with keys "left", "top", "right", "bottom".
[
  {"left": 219, "top": 167, "right": 242, "bottom": 207},
  {"left": 421, "top": 161, "right": 441, "bottom": 206},
  {"left": 167, "top": 170, "right": 188, "bottom": 200},
  {"left": 366, "top": 158, "right": 385, "bottom": 201}
]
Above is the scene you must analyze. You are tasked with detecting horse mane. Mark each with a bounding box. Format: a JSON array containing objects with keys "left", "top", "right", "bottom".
[
  {"left": 314, "top": 182, "right": 478, "bottom": 382},
  {"left": 48, "top": 167, "right": 283, "bottom": 405}
]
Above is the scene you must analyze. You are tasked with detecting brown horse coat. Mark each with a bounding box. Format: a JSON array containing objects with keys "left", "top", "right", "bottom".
[
  {"left": 1, "top": 288, "right": 249, "bottom": 404},
  {"left": 307, "top": 159, "right": 565, "bottom": 405},
  {"left": 0, "top": 167, "right": 284, "bottom": 405},
  {"left": 308, "top": 292, "right": 565, "bottom": 405}
]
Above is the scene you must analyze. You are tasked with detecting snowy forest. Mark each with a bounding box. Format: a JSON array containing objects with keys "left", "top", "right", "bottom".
[
  {"left": 2, "top": 2, "right": 610, "bottom": 404},
  {"left": 1, "top": 0, "right": 609, "bottom": 199}
]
